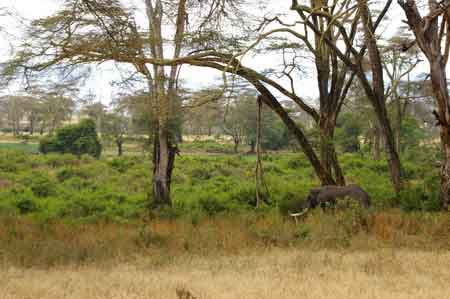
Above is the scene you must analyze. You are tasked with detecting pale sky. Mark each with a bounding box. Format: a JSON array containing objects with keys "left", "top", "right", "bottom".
[{"left": 0, "top": 0, "right": 438, "bottom": 106}]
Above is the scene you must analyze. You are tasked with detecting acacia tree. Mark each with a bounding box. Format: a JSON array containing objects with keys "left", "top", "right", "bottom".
[
  {"left": 183, "top": 89, "right": 223, "bottom": 136},
  {"left": 103, "top": 110, "right": 129, "bottom": 156},
  {"left": 381, "top": 35, "right": 420, "bottom": 152},
  {"left": 291, "top": 0, "right": 404, "bottom": 193},
  {"left": 398, "top": 0, "right": 450, "bottom": 209},
  {"left": 0, "top": 95, "right": 27, "bottom": 135},
  {"left": 6, "top": 0, "right": 249, "bottom": 206},
  {"left": 261, "top": 0, "right": 361, "bottom": 185}
]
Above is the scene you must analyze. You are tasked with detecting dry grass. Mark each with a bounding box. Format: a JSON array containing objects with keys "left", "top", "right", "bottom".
[
  {"left": 1, "top": 211, "right": 449, "bottom": 298},
  {"left": 1, "top": 210, "right": 449, "bottom": 268},
  {"left": 2, "top": 249, "right": 450, "bottom": 299}
]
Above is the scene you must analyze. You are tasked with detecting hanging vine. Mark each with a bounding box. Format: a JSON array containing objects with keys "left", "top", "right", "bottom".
[{"left": 255, "top": 95, "right": 270, "bottom": 207}]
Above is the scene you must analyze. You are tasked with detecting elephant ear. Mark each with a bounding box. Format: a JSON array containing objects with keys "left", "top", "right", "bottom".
[{"left": 306, "top": 193, "right": 318, "bottom": 209}]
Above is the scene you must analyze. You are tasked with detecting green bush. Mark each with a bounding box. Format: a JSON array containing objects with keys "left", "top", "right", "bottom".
[
  {"left": 26, "top": 173, "right": 56, "bottom": 198},
  {"left": 399, "top": 179, "right": 440, "bottom": 212},
  {"left": 39, "top": 119, "right": 102, "bottom": 158},
  {"left": 16, "top": 197, "right": 37, "bottom": 214},
  {"left": 108, "top": 157, "right": 137, "bottom": 173}
]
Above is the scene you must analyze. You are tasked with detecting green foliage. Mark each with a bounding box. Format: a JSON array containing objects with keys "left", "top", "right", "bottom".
[
  {"left": 399, "top": 117, "right": 427, "bottom": 151},
  {"left": 39, "top": 119, "right": 102, "bottom": 158},
  {"left": 179, "top": 140, "right": 234, "bottom": 154},
  {"left": 336, "top": 112, "right": 362, "bottom": 153},
  {"left": 0, "top": 140, "right": 444, "bottom": 222},
  {"left": 28, "top": 173, "right": 56, "bottom": 198},
  {"left": 108, "top": 157, "right": 138, "bottom": 173}
]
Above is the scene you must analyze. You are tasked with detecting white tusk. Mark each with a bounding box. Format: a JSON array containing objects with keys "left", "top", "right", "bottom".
[
  {"left": 289, "top": 208, "right": 309, "bottom": 224},
  {"left": 289, "top": 208, "right": 309, "bottom": 217}
]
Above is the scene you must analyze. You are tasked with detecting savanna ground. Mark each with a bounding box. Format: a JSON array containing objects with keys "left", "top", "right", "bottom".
[{"left": 1, "top": 135, "right": 450, "bottom": 298}]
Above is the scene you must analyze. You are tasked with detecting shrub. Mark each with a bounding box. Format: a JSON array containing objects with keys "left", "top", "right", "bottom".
[
  {"left": 29, "top": 174, "right": 56, "bottom": 198},
  {"left": 109, "top": 157, "right": 136, "bottom": 173},
  {"left": 39, "top": 119, "right": 102, "bottom": 158},
  {"left": 198, "top": 195, "right": 229, "bottom": 215},
  {"left": 399, "top": 180, "right": 440, "bottom": 212},
  {"left": 16, "top": 197, "right": 37, "bottom": 214}
]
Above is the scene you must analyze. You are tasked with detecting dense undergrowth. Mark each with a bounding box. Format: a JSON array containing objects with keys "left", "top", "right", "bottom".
[
  {"left": 0, "top": 141, "right": 448, "bottom": 267},
  {"left": 0, "top": 141, "right": 443, "bottom": 223}
]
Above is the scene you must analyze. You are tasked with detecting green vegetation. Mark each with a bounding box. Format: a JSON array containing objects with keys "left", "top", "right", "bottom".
[
  {"left": 0, "top": 139, "right": 441, "bottom": 223},
  {"left": 39, "top": 119, "right": 102, "bottom": 158}
]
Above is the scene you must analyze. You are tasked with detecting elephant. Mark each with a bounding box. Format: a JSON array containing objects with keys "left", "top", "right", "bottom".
[{"left": 290, "top": 184, "right": 371, "bottom": 221}]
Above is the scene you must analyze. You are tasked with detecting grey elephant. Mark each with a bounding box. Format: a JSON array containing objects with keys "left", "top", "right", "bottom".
[{"left": 290, "top": 184, "right": 371, "bottom": 220}]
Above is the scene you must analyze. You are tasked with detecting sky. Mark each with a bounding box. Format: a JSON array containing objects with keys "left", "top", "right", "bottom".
[{"left": 0, "top": 0, "right": 437, "bottom": 106}]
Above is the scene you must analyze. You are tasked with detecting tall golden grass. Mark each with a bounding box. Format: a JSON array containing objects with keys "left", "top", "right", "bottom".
[
  {"left": 2, "top": 249, "right": 450, "bottom": 298},
  {"left": 1, "top": 209, "right": 449, "bottom": 268},
  {"left": 1, "top": 210, "right": 449, "bottom": 298}
]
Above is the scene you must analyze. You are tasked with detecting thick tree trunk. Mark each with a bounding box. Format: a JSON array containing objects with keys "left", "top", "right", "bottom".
[
  {"left": 358, "top": 0, "right": 403, "bottom": 193},
  {"left": 380, "top": 115, "right": 403, "bottom": 193},
  {"left": 398, "top": 0, "right": 450, "bottom": 209},
  {"left": 152, "top": 129, "right": 176, "bottom": 207},
  {"left": 330, "top": 147, "right": 346, "bottom": 186},
  {"left": 439, "top": 127, "right": 450, "bottom": 211},
  {"left": 319, "top": 120, "right": 345, "bottom": 185},
  {"left": 430, "top": 59, "right": 450, "bottom": 210}
]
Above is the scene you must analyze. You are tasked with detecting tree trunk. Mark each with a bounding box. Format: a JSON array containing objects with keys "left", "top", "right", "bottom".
[
  {"left": 439, "top": 126, "right": 450, "bottom": 211},
  {"left": 394, "top": 94, "right": 403, "bottom": 153},
  {"left": 29, "top": 118, "right": 34, "bottom": 135},
  {"left": 233, "top": 136, "right": 239, "bottom": 154},
  {"left": 152, "top": 129, "right": 176, "bottom": 207},
  {"left": 251, "top": 80, "right": 336, "bottom": 185},
  {"left": 358, "top": 0, "right": 403, "bottom": 193},
  {"left": 319, "top": 119, "right": 345, "bottom": 185},
  {"left": 330, "top": 147, "right": 346, "bottom": 186},
  {"left": 430, "top": 59, "right": 450, "bottom": 210},
  {"left": 398, "top": 0, "right": 450, "bottom": 209},
  {"left": 117, "top": 139, "right": 123, "bottom": 156},
  {"left": 186, "top": 60, "right": 336, "bottom": 185}
]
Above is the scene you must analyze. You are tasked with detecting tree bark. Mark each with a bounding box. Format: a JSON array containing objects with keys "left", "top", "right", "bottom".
[
  {"left": 358, "top": 0, "right": 404, "bottom": 193},
  {"left": 430, "top": 59, "right": 450, "bottom": 210},
  {"left": 116, "top": 139, "right": 123, "bottom": 156},
  {"left": 251, "top": 80, "right": 336, "bottom": 185},
  {"left": 398, "top": 0, "right": 450, "bottom": 209},
  {"left": 319, "top": 119, "right": 345, "bottom": 185},
  {"left": 152, "top": 129, "right": 176, "bottom": 206},
  {"left": 184, "top": 61, "right": 336, "bottom": 186}
]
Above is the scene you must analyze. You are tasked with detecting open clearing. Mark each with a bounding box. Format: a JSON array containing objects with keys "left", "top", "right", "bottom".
[{"left": 2, "top": 249, "right": 450, "bottom": 299}]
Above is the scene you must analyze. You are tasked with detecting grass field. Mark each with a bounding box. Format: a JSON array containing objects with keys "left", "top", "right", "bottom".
[
  {"left": 2, "top": 249, "right": 450, "bottom": 299},
  {"left": 0, "top": 136, "right": 448, "bottom": 298}
]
